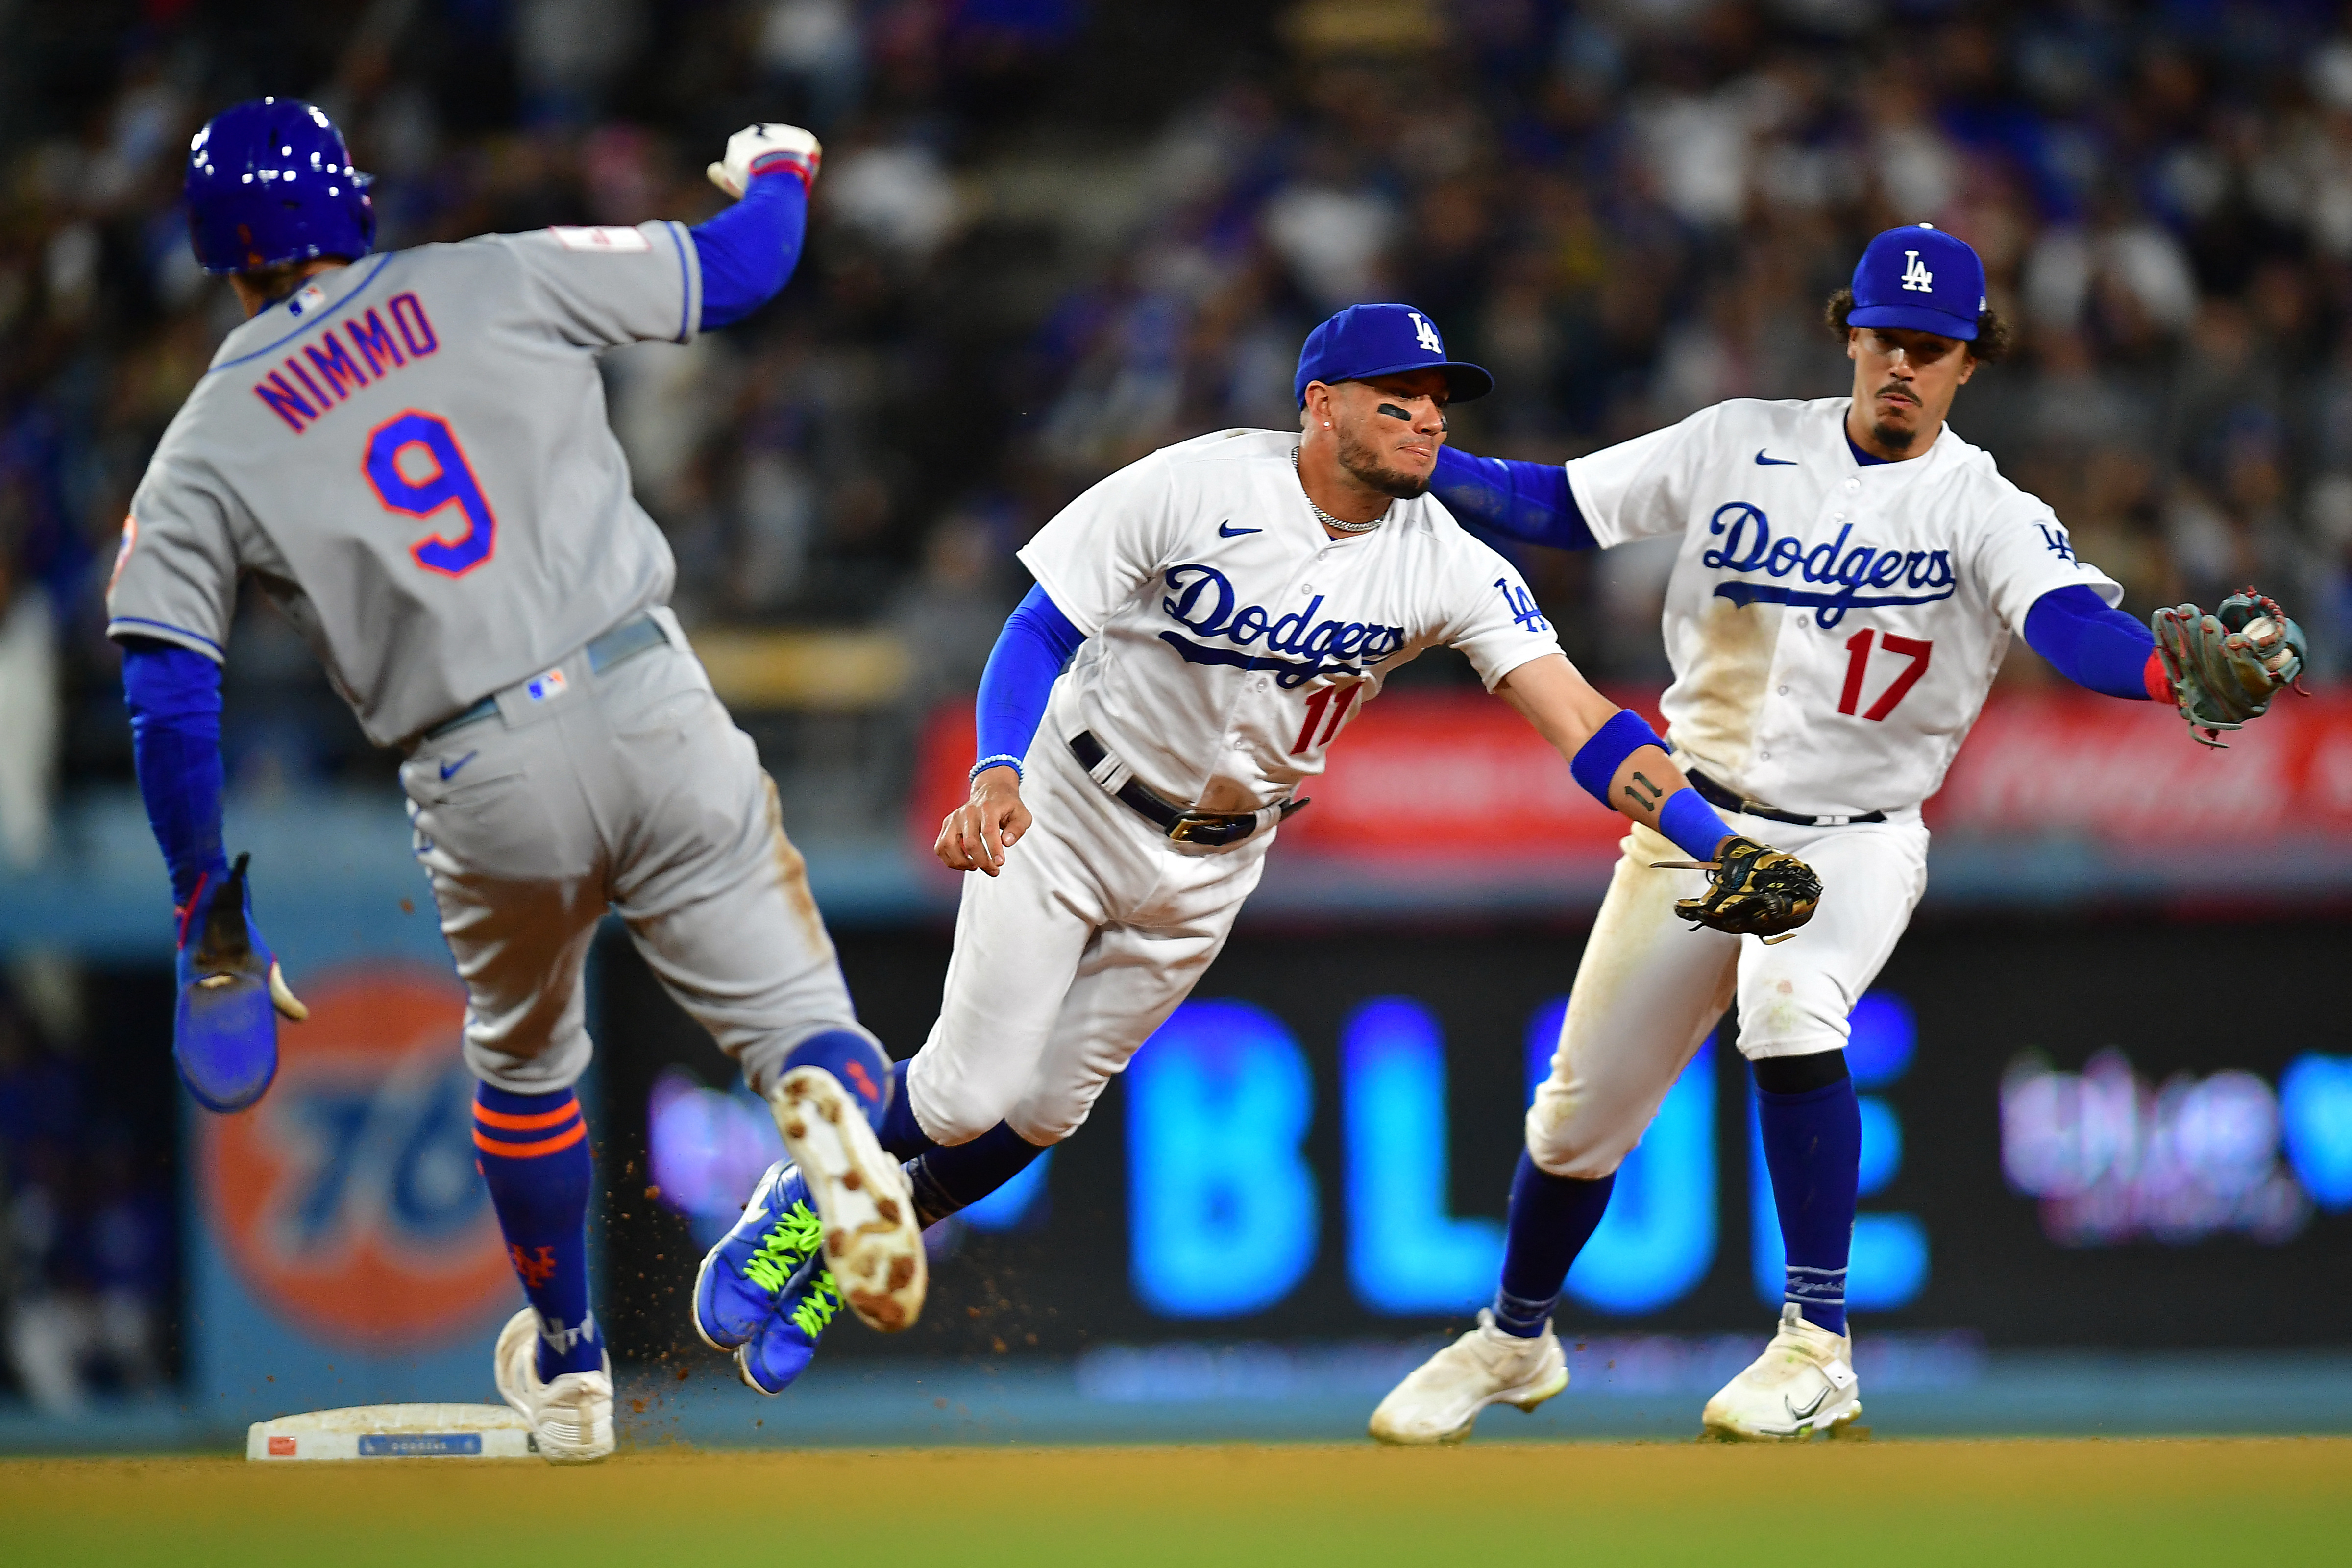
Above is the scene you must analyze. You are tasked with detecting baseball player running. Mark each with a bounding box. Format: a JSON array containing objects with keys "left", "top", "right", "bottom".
[
  {"left": 107, "top": 99, "right": 924, "bottom": 1462},
  {"left": 1368, "top": 224, "right": 2306, "bottom": 1445},
  {"left": 692, "top": 302, "right": 1822, "bottom": 1392}
]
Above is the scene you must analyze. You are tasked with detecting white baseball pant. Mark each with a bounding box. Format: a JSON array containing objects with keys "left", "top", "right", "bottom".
[
  {"left": 903, "top": 724, "right": 1272, "bottom": 1148},
  {"left": 1527, "top": 810, "right": 1929, "bottom": 1179}
]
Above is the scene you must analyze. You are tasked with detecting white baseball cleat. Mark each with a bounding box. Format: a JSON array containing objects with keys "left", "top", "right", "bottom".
[
  {"left": 493, "top": 1308, "right": 614, "bottom": 1463},
  {"left": 1700, "top": 1303, "right": 1862, "bottom": 1441},
  {"left": 1369, "top": 1310, "right": 1568, "bottom": 1445},
  {"left": 766, "top": 1066, "right": 926, "bottom": 1333}
]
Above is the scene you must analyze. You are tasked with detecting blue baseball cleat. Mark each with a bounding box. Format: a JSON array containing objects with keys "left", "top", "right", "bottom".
[
  {"left": 174, "top": 853, "right": 306, "bottom": 1113},
  {"left": 735, "top": 1255, "right": 843, "bottom": 1396},
  {"left": 692, "top": 1160, "right": 824, "bottom": 1351}
]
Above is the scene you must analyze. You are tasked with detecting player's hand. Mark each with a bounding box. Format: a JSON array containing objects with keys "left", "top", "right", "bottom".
[
  {"left": 936, "top": 766, "right": 1032, "bottom": 877},
  {"left": 174, "top": 852, "right": 308, "bottom": 1113},
  {"left": 707, "top": 123, "right": 822, "bottom": 198}
]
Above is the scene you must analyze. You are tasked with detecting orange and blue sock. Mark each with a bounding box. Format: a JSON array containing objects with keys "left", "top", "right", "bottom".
[{"left": 473, "top": 1083, "right": 601, "bottom": 1378}]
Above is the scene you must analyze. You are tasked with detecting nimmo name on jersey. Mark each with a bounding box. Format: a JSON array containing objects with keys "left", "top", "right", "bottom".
[
  {"left": 1158, "top": 562, "right": 1407, "bottom": 688},
  {"left": 252, "top": 289, "right": 444, "bottom": 435},
  {"left": 1700, "top": 500, "right": 1958, "bottom": 628}
]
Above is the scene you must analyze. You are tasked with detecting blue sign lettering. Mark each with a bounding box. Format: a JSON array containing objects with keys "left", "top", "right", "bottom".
[
  {"left": 1127, "top": 1000, "right": 1318, "bottom": 1317},
  {"left": 1343, "top": 998, "right": 1504, "bottom": 1314}
]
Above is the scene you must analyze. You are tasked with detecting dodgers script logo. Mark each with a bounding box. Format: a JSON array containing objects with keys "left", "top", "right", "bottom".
[
  {"left": 203, "top": 965, "right": 514, "bottom": 1348},
  {"left": 1701, "top": 502, "right": 1956, "bottom": 628},
  {"left": 1159, "top": 564, "right": 1405, "bottom": 688}
]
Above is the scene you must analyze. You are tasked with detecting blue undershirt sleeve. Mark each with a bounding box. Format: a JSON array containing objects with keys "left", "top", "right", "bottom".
[
  {"left": 2022, "top": 584, "right": 2158, "bottom": 700},
  {"left": 121, "top": 640, "right": 230, "bottom": 910},
  {"left": 1430, "top": 445, "right": 1597, "bottom": 551},
  {"left": 690, "top": 173, "right": 810, "bottom": 331},
  {"left": 973, "top": 585, "right": 1086, "bottom": 774}
]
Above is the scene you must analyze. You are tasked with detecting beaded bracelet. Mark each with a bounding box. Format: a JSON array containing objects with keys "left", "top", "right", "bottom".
[{"left": 969, "top": 754, "right": 1025, "bottom": 783}]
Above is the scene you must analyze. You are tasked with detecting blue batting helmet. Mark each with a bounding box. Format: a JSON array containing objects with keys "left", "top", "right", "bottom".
[{"left": 186, "top": 98, "right": 374, "bottom": 275}]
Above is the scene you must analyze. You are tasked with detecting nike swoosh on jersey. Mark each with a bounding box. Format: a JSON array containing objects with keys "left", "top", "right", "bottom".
[
  {"left": 1754, "top": 450, "right": 1798, "bottom": 466},
  {"left": 439, "top": 751, "right": 479, "bottom": 781},
  {"left": 1218, "top": 520, "right": 1263, "bottom": 537}
]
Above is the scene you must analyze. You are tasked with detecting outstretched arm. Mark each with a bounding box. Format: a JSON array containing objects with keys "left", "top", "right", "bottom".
[
  {"left": 692, "top": 125, "right": 820, "bottom": 330},
  {"left": 1494, "top": 653, "right": 1734, "bottom": 860},
  {"left": 1430, "top": 446, "right": 1597, "bottom": 551},
  {"left": 121, "top": 639, "right": 229, "bottom": 911},
  {"left": 936, "top": 585, "right": 1087, "bottom": 876},
  {"left": 2021, "top": 584, "right": 2165, "bottom": 700}
]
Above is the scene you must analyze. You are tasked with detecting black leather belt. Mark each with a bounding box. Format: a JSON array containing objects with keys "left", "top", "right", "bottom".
[
  {"left": 1069, "top": 731, "right": 1308, "bottom": 848},
  {"left": 1687, "top": 767, "right": 1886, "bottom": 828},
  {"left": 415, "top": 614, "right": 669, "bottom": 746}
]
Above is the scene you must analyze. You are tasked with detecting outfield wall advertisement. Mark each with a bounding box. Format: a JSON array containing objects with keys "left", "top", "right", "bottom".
[{"left": 600, "top": 917, "right": 2352, "bottom": 1361}]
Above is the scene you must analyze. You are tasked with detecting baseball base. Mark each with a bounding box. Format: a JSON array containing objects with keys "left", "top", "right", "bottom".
[{"left": 246, "top": 1403, "right": 537, "bottom": 1461}]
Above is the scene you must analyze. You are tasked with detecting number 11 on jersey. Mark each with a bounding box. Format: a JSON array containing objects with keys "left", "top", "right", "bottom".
[
  {"left": 1292, "top": 681, "right": 1362, "bottom": 754},
  {"left": 364, "top": 410, "right": 497, "bottom": 577}
]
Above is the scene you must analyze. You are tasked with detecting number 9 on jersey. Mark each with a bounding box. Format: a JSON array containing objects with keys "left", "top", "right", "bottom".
[{"left": 364, "top": 411, "right": 497, "bottom": 577}]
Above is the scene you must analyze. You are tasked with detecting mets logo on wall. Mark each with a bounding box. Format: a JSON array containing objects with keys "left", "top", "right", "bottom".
[{"left": 201, "top": 965, "right": 514, "bottom": 1347}]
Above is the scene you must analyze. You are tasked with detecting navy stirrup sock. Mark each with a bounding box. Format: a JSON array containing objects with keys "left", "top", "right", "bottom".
[
  {"left": 876, "top": 1066, "right": 939, "bottom": 1160},
  {"left": 904, "top": 1122, "right": 1047, "bottom": 1228},
  {"left": 473, "top": 1084, "right": 601, "bottom": 1378},
  {"left": 1753, "top": 1053, "right": 1861, "bottom": 1337},
  {"left": 1491, "top": 1153, "right": 1616, "bottom": 1337}
]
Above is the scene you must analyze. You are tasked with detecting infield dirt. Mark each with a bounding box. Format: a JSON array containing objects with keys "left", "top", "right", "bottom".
[{"left": 5, "top": 1436, "right": 2345, "bottom": 1565}]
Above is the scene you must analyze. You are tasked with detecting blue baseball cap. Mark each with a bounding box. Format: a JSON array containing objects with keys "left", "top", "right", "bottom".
[
  {"left": 1294, "top": 303, "right": 1494, "bottom": 407},
  {"left": 1848, "top": 224, "right": 1986, "bottom": 342}
]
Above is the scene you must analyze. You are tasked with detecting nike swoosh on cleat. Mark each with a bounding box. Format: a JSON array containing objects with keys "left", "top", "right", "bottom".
[
  {"left": 1218, "top": 520, "right": 1263, "bottom": 537},
  {"left": 1754, "top": 450, "right": 1798, "bottom": 466},
  {"left": 1786, "top": 1386, "right": 1833, "bottom": 1422},
  {"left": 439, "top": 751, "right": 479, "bottom": 781}
]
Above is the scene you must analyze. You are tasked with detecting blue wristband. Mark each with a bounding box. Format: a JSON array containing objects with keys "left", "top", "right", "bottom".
[
  {"left": 1568, "top": 709, "right": 1664, "bottom": 807},
  {"left": 1656, "top": 787, "right": 1735, "bottom": 862}
]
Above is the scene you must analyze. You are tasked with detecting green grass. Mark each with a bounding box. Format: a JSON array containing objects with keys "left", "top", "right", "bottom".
[{"left": 6, "top": 1438, "right": 2348, "bottom": 1566}]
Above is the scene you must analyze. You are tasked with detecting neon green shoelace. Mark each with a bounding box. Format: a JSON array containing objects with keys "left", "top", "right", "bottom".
[
  {"left": 741, "top": 1204, "right": 823, "bottom": 1294},
  {"left": 789, "top": 1273, "right": 842, "bottom": 1339}
]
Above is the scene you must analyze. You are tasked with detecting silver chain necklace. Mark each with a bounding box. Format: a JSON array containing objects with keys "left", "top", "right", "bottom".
[{"left": 1295, "top": 447, "right": 1386, "bottom": 534}]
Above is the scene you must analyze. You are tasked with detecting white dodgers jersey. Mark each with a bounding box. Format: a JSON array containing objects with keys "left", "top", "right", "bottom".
[
  {"left": 1566, "top": 397, "right": 2121, "bottom": 817},
  {"left": 1019, "top": 429, "right": 1564, "bottom": 815}
]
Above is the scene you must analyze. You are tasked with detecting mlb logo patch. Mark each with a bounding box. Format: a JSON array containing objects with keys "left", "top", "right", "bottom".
[
  {"left": 287, "top": 284, "right": 327, "bottom": 317},
  {"left": 525, "top": 668, "right": 569, "bottom": 703},
  {"left": 268, "top": 1435, "right": 296, "bottom": 1456}
]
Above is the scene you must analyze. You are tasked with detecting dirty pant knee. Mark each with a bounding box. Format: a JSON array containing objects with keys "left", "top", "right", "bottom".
[
  {"left": 465, "top": 1024, "right": 594, "bottom": 1097},
  {"left": 1523, "top": 1081, "right": 1644, "bottom": 1180}
]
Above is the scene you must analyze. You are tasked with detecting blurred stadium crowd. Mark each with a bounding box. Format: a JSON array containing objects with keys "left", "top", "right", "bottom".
[{"left": 8, "top": 0, "right": 2352, "bottom": 1401}]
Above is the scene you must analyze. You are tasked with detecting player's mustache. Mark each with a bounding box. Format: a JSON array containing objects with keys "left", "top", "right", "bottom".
[{"left": 1875, "top": 382, "right": 1918, "bottom": 404}]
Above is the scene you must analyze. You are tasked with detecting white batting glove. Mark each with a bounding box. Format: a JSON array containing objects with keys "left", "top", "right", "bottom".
[{"left": 707, "top": 123, "right": 822, "bottom": 198}]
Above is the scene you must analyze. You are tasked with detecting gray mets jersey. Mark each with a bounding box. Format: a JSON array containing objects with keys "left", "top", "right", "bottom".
[{"left": 106, "top": 221, "right": 702, "bottom": 744}]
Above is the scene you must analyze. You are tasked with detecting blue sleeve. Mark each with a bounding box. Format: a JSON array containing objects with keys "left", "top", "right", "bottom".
[
  {"left": 121, "top": 641, "right": 229, "bottom": 910},
  {"left": 2022, "top": 584, "right": 2158, "bottom": 700},
  {"left": 1430, "top": 445, "right": 1597, "bottom": 551},
  {"left": 974, "top": 585, "right": 1086, "bottom": 773},
  {"left": 691, "top": 174, "right": 809, "bottom": 330}
]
